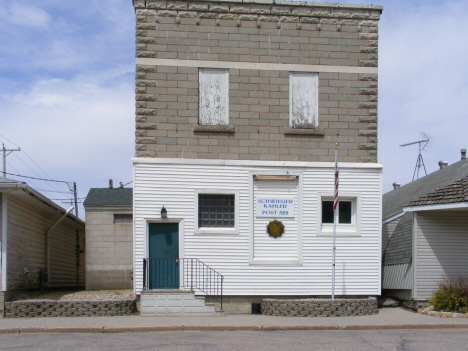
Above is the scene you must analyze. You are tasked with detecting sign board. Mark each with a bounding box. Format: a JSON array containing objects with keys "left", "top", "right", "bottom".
[{"left": 256, "top": 198, "right": 295, "bottom": 218}]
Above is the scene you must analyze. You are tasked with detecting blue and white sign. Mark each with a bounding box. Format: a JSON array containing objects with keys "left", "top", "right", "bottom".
[{"left": 256, "top": 198, "right": 295, "bottom": 218}]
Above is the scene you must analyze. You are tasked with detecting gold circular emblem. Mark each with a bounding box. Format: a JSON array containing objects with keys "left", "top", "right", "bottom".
[{"left": 266, "top": 220, "right": 285, "bottom": 239}]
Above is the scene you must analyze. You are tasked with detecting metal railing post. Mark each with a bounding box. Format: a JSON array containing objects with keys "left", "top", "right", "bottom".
[
  {"left": 221, "top": 276, "right": 224, "bottom": 310},
  {"left": 143, "top": 259, "right": 147, "bottom": 290},
  {"left": 144, "top": 257, "right": 224, "bottom": 308}
]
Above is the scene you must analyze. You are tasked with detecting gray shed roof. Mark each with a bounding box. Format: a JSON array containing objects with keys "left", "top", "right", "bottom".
[
  {"left": 407, "top": 176, "right": 468, "bottom": 207},
  {"left": 83, "top": 188, "right": 133, "bottom": 207},
  {"left": 383, "top": 158, "right": 468, "bottom": 219}
]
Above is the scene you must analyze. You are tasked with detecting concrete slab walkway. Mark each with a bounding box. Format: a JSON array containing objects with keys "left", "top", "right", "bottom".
[{"left": 1, "top": 308, "right": 468, "bottom": 334}]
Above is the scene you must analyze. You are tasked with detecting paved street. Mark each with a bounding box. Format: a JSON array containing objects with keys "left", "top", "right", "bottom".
[{"left": 1, "top": 329, "right": 468, "bottom": 351}]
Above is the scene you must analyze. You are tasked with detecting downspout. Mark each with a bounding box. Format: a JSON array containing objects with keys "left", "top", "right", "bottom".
[
  {"left": 45, "top": 206, "right": 74, "bottom": 286},
  {"left": 1, "top": 193, "right": 7, "bottom": 292}
]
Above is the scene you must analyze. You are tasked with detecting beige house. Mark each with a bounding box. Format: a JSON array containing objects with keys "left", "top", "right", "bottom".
[
  {"left": 0, "top": 178, "right": 85, "bottom": 318},
  {"left": 83, "top": 184, "right": 133, "bottom": 290}
]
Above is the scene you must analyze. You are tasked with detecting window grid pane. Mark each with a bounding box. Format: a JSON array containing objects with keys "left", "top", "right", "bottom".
[
  {"left": 322, "top": 200, "right": 352, "bottom": 225},
  {"left": 199, "top": 194, "right": 234, "bottom": 228},
  {"left": 114, "top": 214, "right": 133, "bottom": 224},
  {"left": 322, "top": 201, "right": 334, "bottom": 224},
  {"left": 339, "top": 201, "right": 352, "bottom": 224}
]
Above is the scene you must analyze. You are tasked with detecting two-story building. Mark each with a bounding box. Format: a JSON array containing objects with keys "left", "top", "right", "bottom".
[{"left": 132, "top": 0, "right": 383, "bottom": 315}]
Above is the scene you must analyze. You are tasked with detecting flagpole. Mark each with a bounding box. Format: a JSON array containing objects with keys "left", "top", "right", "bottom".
[{"left": 332, "top": 143, "right": 338, "bottom": 299}]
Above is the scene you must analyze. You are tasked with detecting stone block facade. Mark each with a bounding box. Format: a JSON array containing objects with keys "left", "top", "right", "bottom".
[
  {"left": 261, "top": 297, "right": 378, "bottom": 317},
  {"left": 4, "top": 300, "right": 136, "bottom": 318},
  {"left": 134, "top": 0, "right": 381, "bottom": 162},
  {"left": 85, "top": 210, "right": 133, "bottom": 290}
]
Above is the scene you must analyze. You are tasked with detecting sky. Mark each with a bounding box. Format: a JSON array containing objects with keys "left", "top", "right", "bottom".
[{"left": 1, "top": 0, "right": 467, "bottom": 220}]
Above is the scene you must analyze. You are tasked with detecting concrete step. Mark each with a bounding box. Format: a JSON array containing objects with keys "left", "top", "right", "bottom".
[{"left": 140, "top": 290, "right": 225, "bottom": 317}]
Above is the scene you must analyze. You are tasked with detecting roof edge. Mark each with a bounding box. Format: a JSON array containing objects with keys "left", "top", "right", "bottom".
[
  {"left": 134, "top": 0, "right": 383, "bottom": 13},
  {"left": 382, "top": 211, "right": 404, "bottom": 224},
  {"left": 21, "top": 187, "right": 85, "bottom": 226},
  {"left": 132, "top": 157, "right": 384, "bottom": 169},
  {"left": 84, "top": 206, "right": 133, "bottom": 210},
  {"left": 403, "top": 202, "right": 468, "bottom": 213}
]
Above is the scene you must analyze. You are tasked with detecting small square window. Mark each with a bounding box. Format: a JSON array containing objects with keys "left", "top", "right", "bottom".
[
  {"left": 199, "top": 69, "right": 229, "bottom": 126},
  {"left": 198, "top": 194, "right": 234, "bottom": 228},
  {"left": 289, "top": 72, "right": 319, "bottom": 129},
  {"left": 114, "top": 214, "right": 133, "bottom": 224},
  {"left": 322, "top": 200, "right": 352, "bottom": 224},
  {"left": 318, "top": 195, "right": 360, "bottom": 236}
]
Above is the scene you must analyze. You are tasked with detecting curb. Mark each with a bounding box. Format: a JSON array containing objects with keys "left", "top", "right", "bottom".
[{"left": 1, "top": 324, "right": 468, "bottom": 334}]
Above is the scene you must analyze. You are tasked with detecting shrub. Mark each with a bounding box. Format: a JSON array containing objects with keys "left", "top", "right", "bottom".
[{"left": 429, "top": 276, "right": 468, "bottom": 312}]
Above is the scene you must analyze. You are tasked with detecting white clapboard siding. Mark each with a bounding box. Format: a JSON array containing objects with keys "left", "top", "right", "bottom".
[
  {"left": 134, "top": 162, "right": 382, "bottom": 296},
  {"left": 416, "top": 211, "right": 468, "bottom": 300},
  {"left": 382, "top": 263, "right": 413, "bottom": 290},
  {"left": 253, "top": 180, "right": 298, "bottom": 260},
  {"left": 7, "top": 195, "right": 85, "bottom": 290}
]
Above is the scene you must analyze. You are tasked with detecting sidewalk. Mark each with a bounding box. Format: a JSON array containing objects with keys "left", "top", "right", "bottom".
[{"left": 1, "top": 308, "right": 468, "bottom": 334}]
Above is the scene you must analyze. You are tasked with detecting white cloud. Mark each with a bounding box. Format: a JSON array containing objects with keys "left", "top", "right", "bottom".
[
  {"left": 0, "top": 2, "right": 52, "bottom": 29},
  {"left": 1, "top": 66, "right": 135, "bottom": 217}
]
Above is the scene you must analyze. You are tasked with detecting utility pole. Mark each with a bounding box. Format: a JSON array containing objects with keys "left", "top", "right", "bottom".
[
  {"left": 61, "top": 182, "right": 80, "bottom": 218},
  {"left": 73, "top": 182, "right": 78, "bottom": 218},
  {"left": 2, "top": 143, "right": 21, "bottom": 178}
]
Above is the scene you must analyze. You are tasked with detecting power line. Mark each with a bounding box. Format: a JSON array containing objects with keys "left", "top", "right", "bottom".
[
  {"left": 50, "top": 197, "right": 85, "bottom": 201},
  {"left": 12, "top": 152, "right": 67, "bottom": 194},
  {"left": 2, "top": 143, "right": 21, "bottom": 178},
  {"left": 4, "top": 172, "right": 72, "bottom": 184},
  {"left": 6, "top": 161, "right": 44, "bottom": 191},
  {"left": 0, "top": 134, "right": 70, "bottom": 193}
]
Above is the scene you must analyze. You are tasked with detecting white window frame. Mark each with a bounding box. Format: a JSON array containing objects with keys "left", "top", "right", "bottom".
[
  {"left": 289, "top": 72, "right": 319, "bottom": 129},
  {"left": 248, "top": 170, "right": 304, "bottom": 266},
  {"left": 194, "top": 189, "right": 239, "bottom": 235},
  {"left": 317, "top": 193, "right": 361, "bottom": 237},
  {"left": 199, "top": 68, "right": 229, "bottom": 126}
]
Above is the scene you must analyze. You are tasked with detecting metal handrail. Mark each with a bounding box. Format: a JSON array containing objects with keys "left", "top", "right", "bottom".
[{"left": 143, "top": 258, "right": 224, "bottom": 309}]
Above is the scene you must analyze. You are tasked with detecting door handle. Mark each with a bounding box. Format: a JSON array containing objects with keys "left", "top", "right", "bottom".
[{"left": 175, "top": 255, "right": 179, "bottom": 258}]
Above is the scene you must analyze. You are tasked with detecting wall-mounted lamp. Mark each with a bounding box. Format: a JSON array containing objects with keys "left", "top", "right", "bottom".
[{"left": 161, "top": 206, "right": 167, "bottom": 219}]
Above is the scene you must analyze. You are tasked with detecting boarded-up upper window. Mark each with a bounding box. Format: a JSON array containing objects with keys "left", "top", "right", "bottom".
[
  {"left": 289, "top": 72, "right": 318, "bottom": 129},
  {"left": 199, "top": 69, "right": 229, "bottom": 126}
]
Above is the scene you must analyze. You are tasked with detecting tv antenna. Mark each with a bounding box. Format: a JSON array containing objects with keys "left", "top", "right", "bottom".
[{"left": 400, "top": 132, "right": 434, "bottom": 181}]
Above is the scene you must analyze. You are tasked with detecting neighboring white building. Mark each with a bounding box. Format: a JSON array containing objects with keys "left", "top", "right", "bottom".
[
  {"left": 382, "top": 151, "right": 468, "bottom": 308},
  {"left": 132, "top": 0, "right": 383, "bottom": 314},
  {"left": 0, "top": 178, "right": 85, "bottom": 318}
]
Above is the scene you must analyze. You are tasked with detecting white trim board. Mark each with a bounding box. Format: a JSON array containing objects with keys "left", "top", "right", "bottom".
[
  {"left": 132, "top": 157, "right": 383, "bottom": 170},
  {"left": 136, "top": 58, "right": 379, "bottom": 75},
  {"left": 403, "top": 202, "right": 468, "bottom": 212},
  {"left": 382, "top": 211, "right": 404, "bottom": 225},
  {"left": 248, "top": 170, "right": 303, "bottom": 266}
]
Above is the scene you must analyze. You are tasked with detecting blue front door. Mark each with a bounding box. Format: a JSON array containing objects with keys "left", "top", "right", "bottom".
[{"left": 148, "top": 223, "right": 179, "bottom": 289}]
